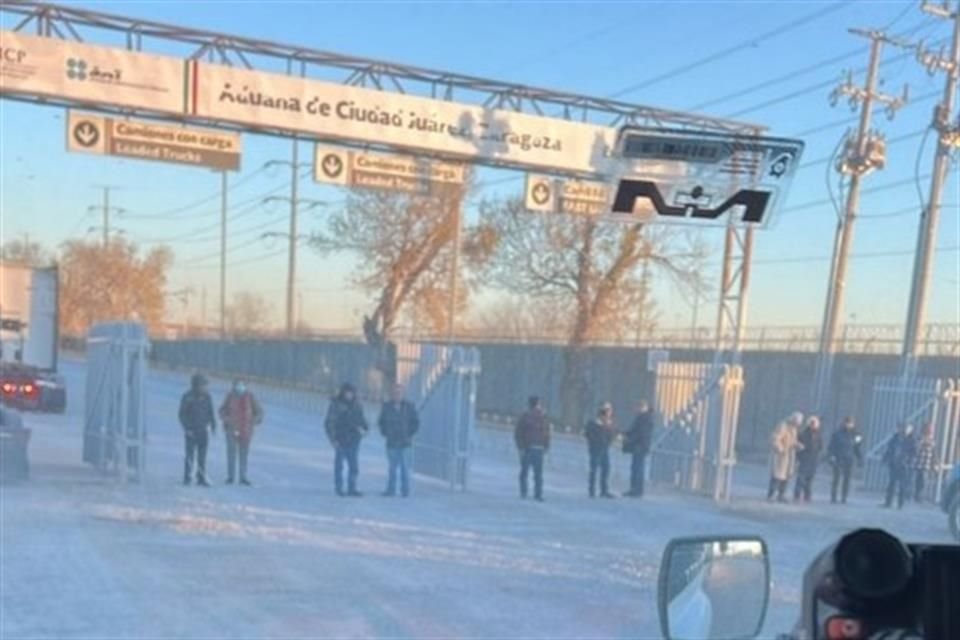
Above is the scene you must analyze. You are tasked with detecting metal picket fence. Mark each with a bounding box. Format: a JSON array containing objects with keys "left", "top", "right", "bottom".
[
  {"left": 82, "top": 322, "right": 149, "bottom": 482},
  {"left": 649, "top": 362, "right": 744, "bottom": 502},
  {"left": 396, "top": 343, "right": 480, "bottom": 491},
  {"left": 864, "top": 375, "right": 960, "bottom": 502}
]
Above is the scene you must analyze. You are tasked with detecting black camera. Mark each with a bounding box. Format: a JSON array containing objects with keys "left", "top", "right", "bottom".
[{"left": 798, "top": 529, "right": 960, "bottom": 640}]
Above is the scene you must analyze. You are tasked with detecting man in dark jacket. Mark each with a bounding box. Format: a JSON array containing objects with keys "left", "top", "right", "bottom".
[
  {"left": 883, "top": 423, "right": 917, "bottom": 509},
  {"left": 827, "top": 416, "right": 863, "bottom": 504},
  {"left": 793, "top": 416, "right": 823, "bottom": 502},
  {"left": 911, "top": 423, "right": 936, "bottom": 502},
  {"left": 514, "top": 396, "right": 550, "bottom": 501},
  {"left": 622, "top": 400, "right": 654, "bottom": 498},
  {"left": 378, "top": 383, "right": 419, "bottom": 498},
  {"left": 325, "top": 383, "right": 369, "bottom": 497},
  {"left": 585, "top": 402, "right": 617, "bottom": 498},
  {"left": 178, "top": 373, "right": 216, "bottom": 486}
]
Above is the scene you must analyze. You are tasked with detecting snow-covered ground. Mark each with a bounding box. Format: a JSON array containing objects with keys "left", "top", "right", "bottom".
[{"left": 1, "top": 360, "right": 951, "bottom": 640}]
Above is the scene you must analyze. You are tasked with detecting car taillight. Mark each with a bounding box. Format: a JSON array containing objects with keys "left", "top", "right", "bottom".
[
  {"left": 1, "top": 382, "right": 15, "bottom": 395},
  {"left": 21, "top": 383, "right": 37, "bottom": 397}
]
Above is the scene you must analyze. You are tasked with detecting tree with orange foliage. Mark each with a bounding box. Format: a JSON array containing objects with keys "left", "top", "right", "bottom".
[{"left": 59, "top": 238, "right": 172, "bottom": 336}]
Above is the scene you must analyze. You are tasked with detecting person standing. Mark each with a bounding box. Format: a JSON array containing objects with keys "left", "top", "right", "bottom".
[
  {"left": 585, "top": 402, "right": 617, "bottom": 499},
  {"left": 325, "top": 383, "right": 369, "bottom": 497},
  {"left": 768, "top": 412, "right": 804, "bottom": 502},
  {"left": 219, "top": 379, "right": 263, "bottom": 486},
  {"left": 912, "top": 423, "right": 936, "bottom": 502},
  {"left": 514, "top": 396, "right": 550, "bottom": 501},
  {"left": 793, "top": 416, "right": 823, "bottom": 502},
  {"left": 377, "top": 383, "right": 420, "bottom": 498},
  {"left": 827, "top": 416, "right": 863, "bottom": 504},
  {"left": 883, "top": 423, "right": 917, "bottom": 509},
  {"left": 178, "top": 373, "right": 216, "bottom": 486},
  {"left": 622, "top": 400, "right": 654, "bottom": 498}
]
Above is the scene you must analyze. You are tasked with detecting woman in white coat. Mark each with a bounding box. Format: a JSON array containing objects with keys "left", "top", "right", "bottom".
[{"left": 768, "top": 412, "right": 805, "bottom": 502}]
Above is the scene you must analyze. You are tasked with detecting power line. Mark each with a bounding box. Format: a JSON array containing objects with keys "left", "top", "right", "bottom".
[
  {"left": 134, "top": 180, "right": 294, "bottom": 244},
  {"left": 797, "top": 127, "right": 927, "bottom": 171},
  {"left": 754, "top": 243, "right": 959, "bottom": 265},
  {"left": 606, "top": 1, "right": 851, "bottom": 99},
  {"left": 782, "top": 174, "right": 932, "bottom": 214},
  {"left": 121, "top": 164, "right": 270, "bottom": 220},
  {"left": 791, "top": 87, "right": 942, "bottom": 137},
  {"left": 688, "top": 16, "right": 938, "bottom": 113}
]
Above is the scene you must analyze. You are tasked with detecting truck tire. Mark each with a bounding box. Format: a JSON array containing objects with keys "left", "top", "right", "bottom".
[{"left": 950, "top": 496, "right": 960, "bottom": 543}]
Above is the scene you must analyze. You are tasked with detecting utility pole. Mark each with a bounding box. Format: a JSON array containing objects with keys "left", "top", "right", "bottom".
[
  {"left": 200, "top": 285, "right": 208, "bottom": 336},
  {"left": 102, "top": 186, "right": 109, "bottom": 246},
  {"left": 446, "top": 204, "right": 462, "bottom": 343},
  {"left": 900, "top": 1, "right": 960, "bottom": 375},
  {"left": 811, "top": 28, "right": 907, "bottom": 412},
  {"left": 287, "top": 139, "right": 299, "bottom": 337},
  {"left": 263, "top": 143, "right": 325, "bottom": 337},
  {"left": 219, "top": 171, "right": 228, "bottom": 340},
  {"left": 88, "top": 186, "right": 124, "bottom": 246}
]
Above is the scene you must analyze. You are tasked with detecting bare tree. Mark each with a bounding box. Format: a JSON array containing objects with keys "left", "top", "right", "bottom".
[
  {"left": 225, "top": 291, "right": 271, "bottom": 337},
  {"left": 311, "top": 180, "right": 494, "bottom": 346},
  {"left": 480, "top": 197, "right": 704, "bottom": 425},
  {"left": 1, "top": 237, "right": 53, "bottom": 267}
]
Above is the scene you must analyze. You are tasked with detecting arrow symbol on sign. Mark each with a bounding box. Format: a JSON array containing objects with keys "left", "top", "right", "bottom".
[
  {"left": 321, "top": 153, "right": 344, "bottom": 179},
  {"left": 531, "top": 181, "right": 551, "bottom": 206},
  {"left": 73, "top": 120, "right": 100, "bottom": 148}
]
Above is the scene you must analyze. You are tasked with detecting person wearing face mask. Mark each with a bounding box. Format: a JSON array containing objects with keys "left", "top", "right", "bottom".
[{"left": 219, "top": 379, "right": 263, "bottom": 486}]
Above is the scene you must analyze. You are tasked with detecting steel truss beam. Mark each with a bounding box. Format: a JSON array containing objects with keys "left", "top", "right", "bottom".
[
  {"left": 1, "top": 0, "right": 760, "bottom": 137},
  {"left": 1, "top": 1, "right": 765, "bottom": 363}
]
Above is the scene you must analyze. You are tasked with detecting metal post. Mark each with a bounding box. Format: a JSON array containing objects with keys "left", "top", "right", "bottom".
[
  {"left": 286, "top": 139, "right": 299, "bottom": 337},
  {"left": 446, "top": 199, "right": 461, "bottom": 343},
  {"left": 732, "top": 227, "right": 754, "bottom": 360},
  {"left": 714, "top": 223, "right": 735, "bottom": 354},
  {"left": 901, "top": 6, "right": 960, "bottom": 375},
  {"left": 102, "top": 186, "right": 110, "bottom": 246},
  {"left": 219, "top": 171, "right": 228, "bottom": 340},
  {"left": 812, "top": 30, "right": 905, "bottom": 410}
]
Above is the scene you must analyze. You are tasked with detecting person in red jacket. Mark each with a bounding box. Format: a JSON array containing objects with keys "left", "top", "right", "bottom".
[
  {"left": 514, "top": 396, "right": 550, "bottom": 501},
  {"left": 219, "top": 379, "right": 263, "bottom": 486}
]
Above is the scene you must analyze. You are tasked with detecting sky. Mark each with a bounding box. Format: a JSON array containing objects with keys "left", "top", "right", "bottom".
[{"left": 1, "top": 0, "right": 958, "bottom": 335}]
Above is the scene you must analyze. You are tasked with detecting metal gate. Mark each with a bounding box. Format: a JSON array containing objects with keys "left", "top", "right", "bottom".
[
  {"left": 82, "top": 322, "right": 148, "bottom": 481},
  {"left": 864, "top": 376, "right": 960, "bottom": 502},
  {"left": 649, "top": 362, "right": 744, "bottom": 501},
  {"left": 395, "top": 342, "right": 480, "bottom": 490}
]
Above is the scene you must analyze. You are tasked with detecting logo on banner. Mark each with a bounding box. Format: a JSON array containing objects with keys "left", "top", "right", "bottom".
[
  {"left": 66, "top": 58, "right": 88, "bottom": 81},
  {"left": 72, "top": 119, "right": 100, "bottom": 148},
  {"left": 320, "top": 153, "right": 344, "bottom": 179},
  {"left": 530, "top": 180, "right": 551, "bottom": 206}
]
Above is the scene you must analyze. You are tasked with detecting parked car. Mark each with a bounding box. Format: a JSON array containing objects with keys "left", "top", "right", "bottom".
[
  {"left": 0, "top": 365, "right": 66, "bottom": 413},
  {"left": 942, "top": 465, "right": 960, "bottom": 542}
]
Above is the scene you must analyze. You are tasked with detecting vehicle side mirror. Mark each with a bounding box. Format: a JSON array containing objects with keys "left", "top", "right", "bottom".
[{"left": 658, "top": 536, "right": 770, "bottom": 640}]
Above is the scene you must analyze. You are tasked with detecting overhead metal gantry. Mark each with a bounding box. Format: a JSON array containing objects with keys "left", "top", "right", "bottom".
[{"left": 0, "top": 0, "right": 764, "bottom": 362}]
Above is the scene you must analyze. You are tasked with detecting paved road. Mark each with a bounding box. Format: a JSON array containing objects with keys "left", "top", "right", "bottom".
[{"left": 1, "top": 360, "right": 950, "bottom": 639}]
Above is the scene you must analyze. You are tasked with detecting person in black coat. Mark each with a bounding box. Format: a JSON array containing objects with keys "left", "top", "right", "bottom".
[
  {"left": 622, "top": 400, "right": 654, "bottom": 498},
  {"left": 793, "top": 416, "right": 823, "bottom": 502},
  {"left": 827, "top": 416, "right": 863, "bottom": 504},
  {"left": 377, "top": 383, "right": 420, "bottom": 497},
  {"left": 178, "top": 373, "right": 216, "bottom": 486},
  {"left": 883, "top": 423, "right": 916, "bottom": 509},
  {"left": 325, "top": 383, "right": 369, "bottom": 497},
  {"left": 585, "top": 402, "right": 617, "bottom": 498}
]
